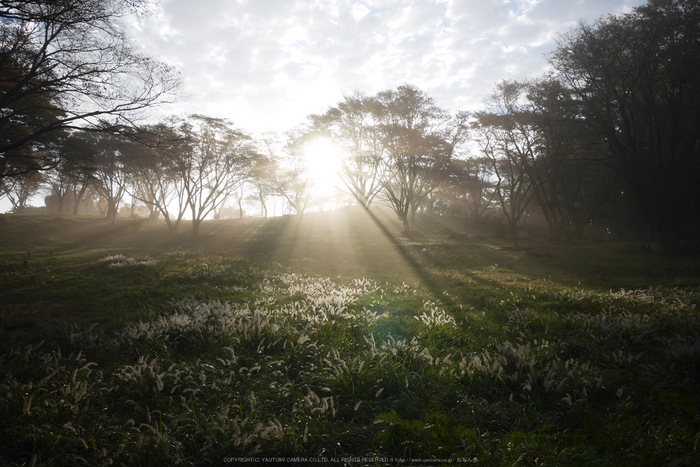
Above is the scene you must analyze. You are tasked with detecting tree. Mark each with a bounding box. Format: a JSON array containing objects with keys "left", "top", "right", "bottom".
[
  {"left": 120, "top": 122, "right": 188, "bottom": 230},
  {"left": 550, "top": 0, "right": 700, "bottom": 253},
  {"left": 480, "top": 80, "right": 573, "bottom": 239},
  {"left": 0, "top": 168, "right": 44, "bottom": 212},
  {"left": 0, "top": 0, "right": 180, "bottom": 180},
  {"left": 443, "top": 157, "right": 494, "bottom": 220},
  {"left": 475, "top": 78, "right": 616, "bottom": 240},
  {"left": 309, "top": 90, "right": 386, "bottom": 207},
  {"left": 262, "top": 130, "right": 314, "bottom": 216},
  {"left": 177, "top": 115, "right": 254, "bottom": 235},
  {"left": 526, "top": 77, "right": 615, "bottom": 239},
  {"left": 472, "top": 110, "right": 533, "bottom": 235},
  {"left": 90, "top": 133, "right": 127, "bottom": 223},
  {"left": 248, "top": 154, "right": 276, "bottom": 218},
  {"left": 57, "top": 132, "right": 98, "bottom": 215},
  {"left": 375, "top": 84, "right": 468, "bottom": 232},
  {"left": 46, "top": 164, "right": 71, "bottom": 214},
  {"left": 225, "top": 183, "right": 242, "bottom": 219}
]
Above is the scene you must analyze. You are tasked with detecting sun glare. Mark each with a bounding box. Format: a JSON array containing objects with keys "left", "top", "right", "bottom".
[{"left": 304, "top": 138, "right": 344, "bottom": 193}]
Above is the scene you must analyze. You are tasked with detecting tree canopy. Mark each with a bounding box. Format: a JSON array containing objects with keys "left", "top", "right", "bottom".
[
  {"left": 0, "top": 0, "right": 180, "bottom": 179},
  {"left": 550, "top": 0, "right": 700, "bottom": 253}
]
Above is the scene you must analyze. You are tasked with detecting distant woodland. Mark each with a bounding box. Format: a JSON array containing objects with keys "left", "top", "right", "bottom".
[{"left": 1, "top": 0, "right": 699, "bottom": 254}]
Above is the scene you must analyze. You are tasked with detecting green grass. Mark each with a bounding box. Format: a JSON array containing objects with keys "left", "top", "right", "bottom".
[{"left": 1, "top": 211, "right": 699, "bottom": 466}]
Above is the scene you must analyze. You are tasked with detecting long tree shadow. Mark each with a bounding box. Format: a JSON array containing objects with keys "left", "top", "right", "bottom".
[{"left": 345, "top": 205, "right": 510, "bottom": 311}]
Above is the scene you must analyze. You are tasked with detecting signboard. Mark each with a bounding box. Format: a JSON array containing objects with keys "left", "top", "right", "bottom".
[{"left": 515, "top": 228, "right": 530, "bottom": 247}]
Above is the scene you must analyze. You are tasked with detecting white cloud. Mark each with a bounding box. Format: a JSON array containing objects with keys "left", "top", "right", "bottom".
[
  {"left": 351, "top": 3, "right": 371, "bottom": 21},
  {"left": 125, "top": 0, "right": 648, "bottom": 136}
]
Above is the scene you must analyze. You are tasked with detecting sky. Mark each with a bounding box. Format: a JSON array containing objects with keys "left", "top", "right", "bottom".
[
  {"left": 125, "top": 0, "right": 647, "bottom": 137},
  {"left": 1, "top": 0, "right": 649, "bottom": 213}
]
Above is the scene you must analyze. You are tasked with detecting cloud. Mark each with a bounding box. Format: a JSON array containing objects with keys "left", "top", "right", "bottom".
[{"left": 126, "top": 0, "right": 647, "bottom": 135}]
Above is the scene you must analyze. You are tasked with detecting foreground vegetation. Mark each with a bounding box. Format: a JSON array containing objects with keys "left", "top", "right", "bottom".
[{"left": 1, "top": 212, "right": 699, "bottom": 466}]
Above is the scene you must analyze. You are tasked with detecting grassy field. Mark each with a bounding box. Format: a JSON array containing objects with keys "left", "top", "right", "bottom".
[{"left": 1, "top": 209, "right": 699, "bottom": 466}]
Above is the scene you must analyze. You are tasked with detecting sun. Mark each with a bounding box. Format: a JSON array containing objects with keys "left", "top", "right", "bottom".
[{"left": 304, "top": 138, "right": 344, "bottom": 193}]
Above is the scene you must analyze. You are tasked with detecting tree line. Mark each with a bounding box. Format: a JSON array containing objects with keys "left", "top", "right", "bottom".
[{"left": 1, "top": 0, "right": 699, "bottom": 254}]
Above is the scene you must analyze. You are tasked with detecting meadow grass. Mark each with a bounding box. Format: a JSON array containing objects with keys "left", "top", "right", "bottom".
[{"left": 0, "top": 211, "right": 699, "bottom": 466}]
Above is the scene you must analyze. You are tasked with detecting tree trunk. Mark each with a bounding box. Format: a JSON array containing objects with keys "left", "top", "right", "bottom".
[
  {"left": 56, "top": 194, "right": 65, "bottom": 215},
  {"left": 191, "top": 219, "right": 202, "bottom": 236},
  {"left": 410, "top": 204, "right": 417, "bottom": 224},
  {"left": 106, "top": 200, "right": 118, "bottom": 225},
  {"left": 399, "top": 213, "right": 411, "bottom": 233},
  {"left": 165, "top": 211, "right": 184, "bottom": 232},
  {"left": 71, "top": 184, "right": 88, "bottom": 215},
  {"left": 508, "top": 217, "right": 518, "bottom": 237}
]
